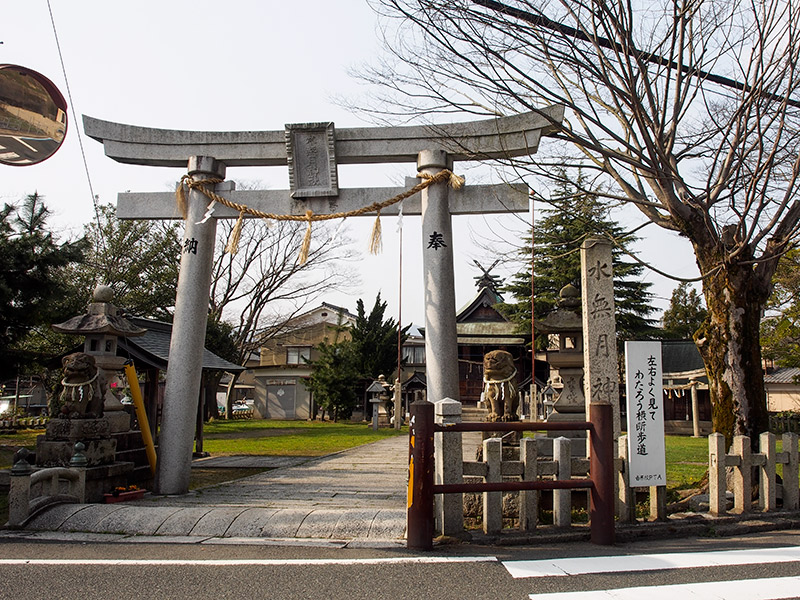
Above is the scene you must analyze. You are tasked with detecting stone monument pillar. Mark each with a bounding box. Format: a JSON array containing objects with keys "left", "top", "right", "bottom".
[{"left": 580, "top": 238, "right": 621, "bottom": 442}]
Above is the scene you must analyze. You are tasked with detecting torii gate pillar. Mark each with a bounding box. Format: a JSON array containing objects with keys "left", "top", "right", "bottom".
[
  {"left": 418, "top": 149, "right": 460, "bottom": 403},
  {"left": 157, "top": 156, "right": 224, "bottom": 494}
]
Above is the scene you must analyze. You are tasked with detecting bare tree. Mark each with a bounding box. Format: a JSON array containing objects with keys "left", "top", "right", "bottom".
[
  {"left": 208, "top": 212, "right": 356, "bottom": 415},
  {"left": 362, "top": 0, "right": 800, "bottom": 444}
]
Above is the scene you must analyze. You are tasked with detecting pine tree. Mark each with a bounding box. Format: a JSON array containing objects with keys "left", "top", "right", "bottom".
[
  {"left": 0, "top": 194, "right": 87, "bottom": 377},
  {"left": 349, "top": 293, "right": 409, "bottom": 380},
  {"left": 761, "top": 249, "right": 800, "bottom": 367},
  {"left": 303, "top": 339, "right": 361, "bottom": 421},
  {"left": 661, "top": 282, "right": 708, "bottom": 339},
  {"left": 500, "top": 171, "right": 658, "bottom": 348}
]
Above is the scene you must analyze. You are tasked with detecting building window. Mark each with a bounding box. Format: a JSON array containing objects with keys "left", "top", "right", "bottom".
[
  {"left": 402, "top": 345, "right": 426, "bottom": 365},
  {"left": 286, "top": 347, "right": 311, "bottom": 365}
]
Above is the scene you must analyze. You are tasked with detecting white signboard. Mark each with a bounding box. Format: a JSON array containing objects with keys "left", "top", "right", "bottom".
[{"left": 625, "top": 341, "right": 666, "bottom": 487}]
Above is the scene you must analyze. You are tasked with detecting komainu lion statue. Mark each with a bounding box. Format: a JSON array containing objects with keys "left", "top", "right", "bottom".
[
  {"left": 53, "top": 352, "right": 105, "bottom": 419},
  {"left": 483, "top": 350, "right": 519, "bottom": 422}
]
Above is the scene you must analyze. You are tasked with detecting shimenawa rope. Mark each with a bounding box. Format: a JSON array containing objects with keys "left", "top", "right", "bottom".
[
  {"left": 60, "top": 372, "right": 99, "bottom": 406},
  {"left": 176, "top": 169, "right": 465, "bottom": 264}
]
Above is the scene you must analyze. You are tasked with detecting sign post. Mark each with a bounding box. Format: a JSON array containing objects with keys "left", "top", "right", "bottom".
[{"left": 624, "top": 341, "right": 666, "bottom": 488}]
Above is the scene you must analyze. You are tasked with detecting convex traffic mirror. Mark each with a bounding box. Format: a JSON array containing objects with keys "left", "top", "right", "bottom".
[{"left": 0, "top": 64, "right": 67, "bottom": 166}]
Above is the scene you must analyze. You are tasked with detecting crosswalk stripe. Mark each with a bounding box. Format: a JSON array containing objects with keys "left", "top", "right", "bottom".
[
  {"left": 526, "top": 574, "right": 800, "bottom": 599},
  {"left": 503, "top": 545, "right": 800, "bottom": 578}
]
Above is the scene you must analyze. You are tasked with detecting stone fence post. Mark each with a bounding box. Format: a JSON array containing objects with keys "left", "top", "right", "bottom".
[
  {"left": 434, "top": 397, "right": 463, "bottom": 536},
  {"left": 731, "top": 435, "right": 752, "bottom": 514},
  {"left": 520, "top": 437, "right": 538, "bottom": 531},
  {"left": 553, "top": 437, "right": 571, "bottom": 527},
  {"left": 760, "top": 432, "right": 777, "bottom": 511},
  {"left": 783, "top": 432, "right": 799, "bottom": 510},
  {"left": 709, "top": 433, "right": 727, "bottom": 515},
  {"left": 8, "top": 449, "right": 33, "bottom": 528},
  {"left": 616, "top": 434, "right": 635, "bottom": 523},
  {"left": 482, "top": 437, "right": 503, "bottom": 534}
]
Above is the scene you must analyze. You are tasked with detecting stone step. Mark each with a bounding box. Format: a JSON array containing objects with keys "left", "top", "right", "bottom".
[{"left": 461, "top": 406, "right": 488, "bottom": 423}]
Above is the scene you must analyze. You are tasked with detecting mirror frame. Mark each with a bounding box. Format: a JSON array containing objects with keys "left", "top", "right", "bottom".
[{"left": 0, "top": 64, "right": 68, "bottom": 166}]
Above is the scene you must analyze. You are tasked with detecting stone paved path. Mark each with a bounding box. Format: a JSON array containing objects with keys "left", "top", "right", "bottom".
[{"left": 20, "top": 435, "right": 410, "bottom": 543}]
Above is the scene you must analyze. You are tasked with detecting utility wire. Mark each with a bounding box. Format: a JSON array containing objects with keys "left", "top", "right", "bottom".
[{"left": 46, "top": 0, "right": 107, "bottom": 259}]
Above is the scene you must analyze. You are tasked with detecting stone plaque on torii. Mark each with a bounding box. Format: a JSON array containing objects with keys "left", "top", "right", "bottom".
[{"left": 83, "top": 106, "right": 564, "bottom": 495}]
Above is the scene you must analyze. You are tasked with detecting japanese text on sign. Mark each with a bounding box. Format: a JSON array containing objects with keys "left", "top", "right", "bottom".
[{"left": 625, "top": 341, "right": 666, "bottom": 487}]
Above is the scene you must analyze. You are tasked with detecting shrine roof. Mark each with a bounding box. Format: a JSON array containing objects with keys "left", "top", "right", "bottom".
[
  {"left": 117, "top": 317, "right": 244, "bottom": 373},
  {"left": 661, "top": 339, "right": 705, "bottom": 375},
  {"left": 457, "top": 323, "right": 524, "bottom": 344},
  {"left": 456, "top": 286, "right": 506, "bottom": 323}
]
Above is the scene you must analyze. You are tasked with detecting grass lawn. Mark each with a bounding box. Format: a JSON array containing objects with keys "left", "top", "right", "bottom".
[
  {"left": 198, "top": 419, "right": 405, "bottom": 456},
  {"left": 0, "top": 429, "right": 42, "bottom": 469},
  {"left": 665, "top": 435, "right": 707, "bottom": 489}
]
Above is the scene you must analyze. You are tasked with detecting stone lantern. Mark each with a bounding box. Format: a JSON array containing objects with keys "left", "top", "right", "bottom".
[
  {"left": 52, "top": 284, "right": 146, "bottom": 433},
  {"left": 536, "top": 284, "right": 586, "bottom": 452},
  {"left": 366, "top": 379, "right": 387, "bottom": 430}
]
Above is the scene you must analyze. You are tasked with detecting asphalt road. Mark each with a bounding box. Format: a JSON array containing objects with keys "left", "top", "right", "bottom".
[{"left": 3, "top": 530, "right": 800, "bottom": 599}]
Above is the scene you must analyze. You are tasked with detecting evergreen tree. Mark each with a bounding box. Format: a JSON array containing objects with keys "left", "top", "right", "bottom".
[
  {"left": 500, "top": 171, "right": 658, "bottom": 349},
  {"left": 761, "top": 249, "right": 800, "bottom": 367},
  {"left": 304, "top": 335, "right": 360, "bottom": 422},
  {"left": 62, "top": 203, "right": 181, "bottom": 320},
  {"left": 0, "top": 194, "right": 87, "bottom": 378},
  {"left": 661, "top": 282, "right": 708, "bottom": 340},
  {"left": 304, "top": 294, "right": 408, "bottom": 421},
  {"left": 349, "top": 293, "right": 409, "bottom": 380}
]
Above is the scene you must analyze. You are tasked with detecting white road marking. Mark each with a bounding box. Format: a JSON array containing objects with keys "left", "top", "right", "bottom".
[
  {"left": 503, "top": 545, "right": 800, "bottom": 578},
  {"left": 526, "top": 575, "right": 800, "bottom": 599},
  {"left": 14, "top": 137, "right": 37, "bottom": 152},
  {"left": 0, "top": 555, "right": 498, "bottom": 567}
]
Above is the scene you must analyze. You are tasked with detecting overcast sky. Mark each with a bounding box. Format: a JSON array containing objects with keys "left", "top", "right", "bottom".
[{"left": 2, "top": 1, "right": 698, "bottom": 328}]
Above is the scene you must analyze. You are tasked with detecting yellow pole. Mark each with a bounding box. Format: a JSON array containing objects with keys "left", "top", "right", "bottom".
[{"left": 123, "top": 362, "right": 157, "bottom": 475}]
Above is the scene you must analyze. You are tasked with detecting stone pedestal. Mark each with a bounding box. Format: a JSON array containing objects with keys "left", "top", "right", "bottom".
[
  {"left": 83, "top": 462, "right": 135, "bottom": 503},
  {"left": 36, "top": 417, "right": 117, "bottom": 468},
  {"left": 32, "top": 417, "right": 137, "bottom": 501}
]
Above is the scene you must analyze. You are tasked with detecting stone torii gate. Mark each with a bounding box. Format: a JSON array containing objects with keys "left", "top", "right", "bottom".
[{"left": 83, "top": 107, "right": 564, "bottom": 495}]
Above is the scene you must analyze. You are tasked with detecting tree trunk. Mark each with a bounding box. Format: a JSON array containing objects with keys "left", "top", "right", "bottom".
[
  {"left": 204, "top": 374, "right": 219, "bottom": 421},
  {"left": 224, "top": 372, "right": 242, "bottom": 420},
  {"left": 695, "top": 253, "right": 769, "bottom": 449},
  {"left": 204, "top": 371, "right": 223, "bottom": 421}
]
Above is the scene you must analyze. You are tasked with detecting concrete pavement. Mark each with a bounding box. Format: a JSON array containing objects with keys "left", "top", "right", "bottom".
[{"left": 14, "top": 434, "right": 410, "bottom": 545}]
